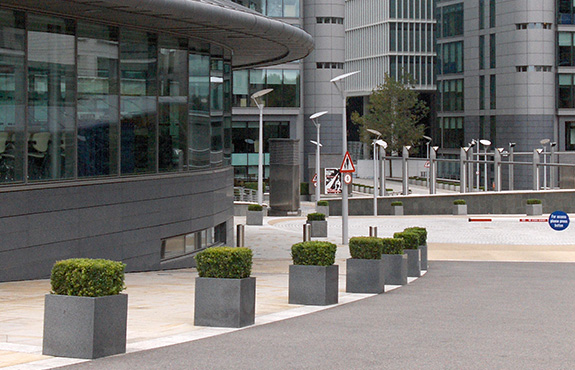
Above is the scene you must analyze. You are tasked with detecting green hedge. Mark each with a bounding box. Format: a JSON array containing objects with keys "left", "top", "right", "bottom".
[
  {"left": 381, "top": 238, "right": 404, "bottom": 254},
  {"left": 391, "top": 201, "right": 403, "bottom": 206},
  {"left": 243, "top": 182, "right": 258, "bottom": 190},
  {"left": 404, "top": 227, "right": 427, "bottom": 245},
  {"left": 248, "top": 204, "right": 263, "bottom": 211},
  {"left": 526, "top": 199, "right": 542, "bottom": 205},
  {"left": 50, "top": 258, "right": 126, "bottom": 297},
  {"left": 300, "top": 182, "right": 309, "bottom": 195},
  {"left": 196, "top": 247, "right": 253, "bottom": 279},
  {"left": 349, "top": 237, "right": 382, "bottom": 260},
  {"left": 453, "top": 199, "right": 466, "bottom": 205},
  {"left": 393, "top": 231, "right": 420, "bottom": 249},
  {"left": 307, "top": 212, "right": 326, "bottom": 221},
  {"left": 317, "top": 200, "right": 329, "bottom": 206},
  {"left": 291, "top": 241, "right": 336, "bottom": 266}
]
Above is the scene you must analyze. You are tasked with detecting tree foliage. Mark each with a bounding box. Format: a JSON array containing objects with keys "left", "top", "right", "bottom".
[{"left": 351, "top": 74, "right": 429, "bottom": 154}]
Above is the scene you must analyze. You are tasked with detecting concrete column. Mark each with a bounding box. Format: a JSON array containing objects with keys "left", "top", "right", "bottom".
[{"left": 459, "top": 148, "right": 467, "bottom": 193}]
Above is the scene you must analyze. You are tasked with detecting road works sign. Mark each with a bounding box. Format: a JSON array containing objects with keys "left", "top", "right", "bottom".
[{"left": 340, "top": 151, "right": 355, "bottom": 173}]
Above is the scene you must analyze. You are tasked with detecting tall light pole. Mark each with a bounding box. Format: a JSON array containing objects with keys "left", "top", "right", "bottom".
[
  {"left": 367, "top": 128, "right": 384, "bottom": 216},
  {"left": 480, "top": 139, "right": 491, "bottom": 191},
  {"left": 310, "top": 112, "right": 328, "bottom": 206},
  {"left": 251, "top": 88, "right": 273, "bottom": 205},
  {"left": 423, "top": 135, "right": 432, "bottom": 188},
  {"left": 331, "top": 70, "right": 360, "bottom": 245},
  {"left": 540, "top": 138, "right": 550, "bottom": 189}
]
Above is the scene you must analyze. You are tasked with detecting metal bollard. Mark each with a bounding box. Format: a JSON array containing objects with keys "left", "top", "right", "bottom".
[
  {"left": 236, "top": 224, "right": 245, "bottom": 248},
  {"left": 369, "top": 226, "right": 378, "bottom": 238},
  {"left": 303, "top": 223, "right": 311, "bottom": 242}
]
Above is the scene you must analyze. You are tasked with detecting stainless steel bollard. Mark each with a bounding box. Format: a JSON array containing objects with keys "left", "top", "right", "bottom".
[
  {"left": 236, "top": 224, "right": 245, "bottom": 248},
  {"left": 303, "top": 223, "right": 311, "bottom": 242},
  {"left": 369, "top": 226, "right": 378, "bottom": 238}
]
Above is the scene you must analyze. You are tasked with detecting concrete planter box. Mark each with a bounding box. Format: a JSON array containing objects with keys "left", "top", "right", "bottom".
[
  {"left": 382, "top": 253, "right": 408, "bottom": 285},
  {"left": 526, "top": 204, "right": 542, "bottom": 216},
  {"left": 346, "top": 258, "right": 385, "bottom": 294},
  {"left": 289, "top": 265, "right": 338, "bottom": 305},
  {"left": 246, "top": 210, "right": 264, "bottom": 225},
  {"left": 404, "top": 248, "right": 421, "bottom": 277},
  {"left": 419, "top": 244, "right": 428, "bottom": 270},
  {"left": 392, "top": 205, "right": 404, "bottom": 216},
  {"left": 453, "top": 204, "right": 467, "bottom": 215},
  {"left": 194, "top": 277, "right": 255, "bottom": 328},
  {"left": 308, "top": 220, "right": 327, "bottom": 237},
  {"left": 316, "top": 205, "right": 329, "bottom": 217},
  {"left": 43, "top": 293, "right": 127, "bottom": 359}
]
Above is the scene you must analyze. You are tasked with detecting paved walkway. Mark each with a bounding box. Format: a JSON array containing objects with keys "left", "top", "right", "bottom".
[{"left": 1, "top": 206, "right": 575, "bottom": 369}]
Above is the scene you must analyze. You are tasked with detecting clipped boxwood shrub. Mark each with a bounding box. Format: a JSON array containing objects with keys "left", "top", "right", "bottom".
[
  {"left": 391, "top": 201, "right": 403, "bottom": 207},
  {"left": 453, "top": 199, "right": 466, "bottom": 205},
  {"left": 526, "top": 199, "right": 542, "bottom": 205},
  {"left": 317, "top": 200, "right": 329, "bottom": 206},
  {"left": 50, "top": 258, "right": 126, "bottom": 297},
  {"left": 381, "top": 238, "right": 404, "bottom": 255},
  {"left": 404, "top": 227, "right": 427, "bottom": 245},
  {"left": 393, "top": 231, "right": 419, "bottom": 249},
  {"left": 291, "top": 241, "right": 336, "bottom": 266},
  {"left": 248, "top": 204, "right": 263, "bottom": 211},
  {"left": 349, "top": 237, "right": 382, "bottom": 260},
  {"left": 300, "top": 182, "right": 309, "bottom": 195},
  {"left": 196, "top": 246, "right": 253, "bottom": 279},
  {"left": 307, "top": 212, "right": 326, "bottom": 221}
]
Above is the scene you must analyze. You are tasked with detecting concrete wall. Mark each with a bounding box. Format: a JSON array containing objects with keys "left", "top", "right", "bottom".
[
  {"left": 0, "top": 167, "right": 234, "bottom": 282},
  {"left": 327, "top": 190, "right": 575, "bottom": 216}
]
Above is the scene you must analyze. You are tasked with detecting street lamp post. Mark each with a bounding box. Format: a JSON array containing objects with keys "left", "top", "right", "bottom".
[
  {"left": 251, "top": 88, "right": 274, "bottom": 205},
  {"left": 423, "top": 135, "right": 432, "bottom": 188},
  {"left": 480, "top": 139, "right": 491, "bottom": 191},
  {"left": 540, "top": 138, "right": 550, "bottom": 189},
  {"left": 310, "top": 111, "right": 328, "bottom": 206},
  {"left": 331, "top": 70, "right": 360, "bottom": 245}
]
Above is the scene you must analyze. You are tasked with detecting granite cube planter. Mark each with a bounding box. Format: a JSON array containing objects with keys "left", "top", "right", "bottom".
[
  {"left": 246, "top": 210, "right": 264, "bottom": 225},
  {"left": 194, "top": 277, "right": 255, "bottom": 328},
  {"left": 289, "top": 265, "right": 338, "bottom": 305},
  {"left": 453, "top": 204, "right": 467, "bottom": 215},
  {"left": 346, "top": 258, "right": 385, "bottom": 294},
  {"left": 43, "top": 293, "right": 127, "bottom": 359},
  {"left": 382, "top": 253, "right": 408, "bottom": 285},
  {"left": 404, "top": 248, "right": 421, "bottom": 277},
  {"left": 392, "top": 205, "right": 404, "bottom": 216},
  {"left": 316, "top": 205, "right": 330, "bottom": 217},
  {"left": 526, "top": 204, "right": 542, "bottom": 216},
  {"left": 308, "top": 220, "right": 327, "bottom": 237},
  {"left": 419, "top": 244, "right": 428, "bottom": 270}
]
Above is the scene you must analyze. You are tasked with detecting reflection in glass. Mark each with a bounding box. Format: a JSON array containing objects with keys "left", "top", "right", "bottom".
[
  {"left": 189, "top": 53, "right": 210, "bottom": 169},
  {"left": 77, "top": 22, "right": 119, "bottom": 177},
  {"left": 120, "top": 30, "right": 157, "bottom": 175},
  {"left": 210, "top": 58, "right": 223, "bottom": 167},
  {"left": 0, "top": 10, "right": 25, "bottom": 183},
  {"left": 159, "top": 36, "right": 188, "bottom": 172},
  {"left": 27, "top": 14, "right": 76, "bottom": 181}
]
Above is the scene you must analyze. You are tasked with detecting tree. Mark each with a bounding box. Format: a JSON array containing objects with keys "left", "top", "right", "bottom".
[{"left": 351, "top": 73, "right": 429, "bottom": 154}]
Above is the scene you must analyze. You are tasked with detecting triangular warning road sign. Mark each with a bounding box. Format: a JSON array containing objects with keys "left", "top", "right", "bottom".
[
  {"left": 339, "top": 151, "right": 355, "bottom": 173},
  {"left": 312, "top": 173, "right": 318, "bottom": 183}
]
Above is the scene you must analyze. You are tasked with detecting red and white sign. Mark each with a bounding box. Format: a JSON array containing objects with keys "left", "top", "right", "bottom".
[
  {"left": 343, "top": 173, "right": 352, "bottom": 184},
  {"left": 339, "top": 151, "right": 356, "bottom": 173},
  {"left": 424, "top": 160, "right": 430, "bottom": 168},
  {"left": 312, "top": 173, "right": 318, "bottom": 187},
  {"left": 324, "top": 168, "right": 342, "bottom": 194}
]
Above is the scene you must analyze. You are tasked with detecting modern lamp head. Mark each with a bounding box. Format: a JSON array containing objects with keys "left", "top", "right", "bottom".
[
  {"left": 432, "top": 146, "right": 440, "bottom": 152},
  {"left": 509, "top": 142, "right": 516, "bottom": 148},
  {"left": 310, "top": 140, "right": 322, "bottom": 147},
  {"left": 540, "top": 138, "right": 551, "bottom": 145},
  {"left": 310, "top": 111, "right": 328, "bottom": 120},
  {"left": 366, "top": 128, "right": 382, "bottom": 137},
  {"left": 422, "top": 135, "right": 432, "bottom": 142},
  {"left": 375, "top": 139, "right": 387, "bottom": 149},
  {"left": 330, "top": 70, "right": 360, "bottom": 83},
  {"left": 551, "top": 141, "right": 557, "bottom": 147},
  {"left": 251, "top": 88, "right": 274, "bottom": 100},
  {"left": 479, "top": 139, "right": 491, "bottom": 146},
  {"left": 536, "top": 148, "right": 544, "bottom": 154}
]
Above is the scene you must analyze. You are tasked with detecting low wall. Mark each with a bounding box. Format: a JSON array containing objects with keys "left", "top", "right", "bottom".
[{"left": 327, "top": 190, "right": 575, "bottom": 216}]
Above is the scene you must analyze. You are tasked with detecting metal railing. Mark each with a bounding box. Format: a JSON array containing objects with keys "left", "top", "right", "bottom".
[{"left": 234, "top": 186, "right": 258, "bottom": 202}]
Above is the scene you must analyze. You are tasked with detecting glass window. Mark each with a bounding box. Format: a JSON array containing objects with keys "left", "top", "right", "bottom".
[
  {"left": 442, "top": 41, "right": 463, "bottom": 74},
  {"left": 479, "top": 75, "right": 485, "bottom": 110},
  {"left": 120, "top": 30, "right": 157, "bottom": 175},
  {"left": 489, "top": 0, "right": 496, "bottom": 28},
  {"left": 77, "top": 22, "right": 119, "bottom": 178},
  {"left": 490, "top": 116, "right": 496, "bottom": 145},
  {"left": 210, "top": 58, "right": 224, "bottom": 167},
  {"left": 0, "top": 10, "right": 25, "bottom": 183},
  {"left": 27, "top": 14, "right": 76, "bottom": 181},
  {"left": 442, "top": 3, "right": 463, "bottom": 37},
  {"left": 267, "top": 0, "right": 283, "bottom": 17},
  {"left": 479, "top": 36, "right": 485, "bottom": 70},
  {"left": 559, "top": 74, "right": 573, "bottom": 108},
  {"left": 189, "top": 53, "right": 210, "bottom": 169},
  {"left": 559, "top": 32, "right": 575, "bottom": 66},
  {"left": 233, "top": 70, "right": 249, "bottom": 107},
  {"left": 283, "top": 0, "right": 299, "bottom": 17},
  {"left": 283, "top": 70, "right": 300, "bottom": 107},
  {"left": 489, "top": 34, "right": 496, "bottom": 68},
  {"left": 479, "top": 0, "right": 485, "bottom": 29},
  {"left": 490, "top": 75, "right": 496, "bottom": 109},
  {"left": 565, "top": 121, "right": 575, "bottom": 150},
  {"left": 158, "top": 36, "right": 188, "bottom": 172}
]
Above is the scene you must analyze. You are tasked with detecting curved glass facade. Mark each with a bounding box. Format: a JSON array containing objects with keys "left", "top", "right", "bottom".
[{"left": 0, "top": 8, "right": 232, "bottom": 185}]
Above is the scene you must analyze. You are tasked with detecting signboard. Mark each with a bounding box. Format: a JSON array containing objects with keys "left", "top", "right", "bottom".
[
  {"left": 424, "top": 161, "right": 430, "bottom": 168},
  {"left": 312, "top": 173, "right": 318, "bottom": 188},
  {"left": 339, "top": 151, "right": 355, "bottom": 173},
  {"left": 343, "top": 173, "right": 352, "bottom": 184},
  {"left": 324, "top": 168, "right": 342, "bottom": 194},
  {"left": 549, "top": 211, "right": 570, "bottom": 231}
]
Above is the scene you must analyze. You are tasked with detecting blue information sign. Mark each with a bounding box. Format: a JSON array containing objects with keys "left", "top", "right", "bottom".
[{"left": 549, "top": 211, "right": 570, "bottom": 231}]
